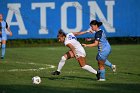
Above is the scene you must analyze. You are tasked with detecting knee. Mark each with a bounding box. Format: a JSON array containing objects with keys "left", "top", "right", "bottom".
[
  {"left": 2, "top": 44, "right": 6, "bottom": 49},
  {"left": 80, "top": 64, "right": 86, "bottom": 67},
  {"left": 81, "top": 65, "right": 88, "bottom": 69},
  {"left": 98, "top": 64, "right": 105, "bottom": 70},
  {"left": 98, "top": 62, "right": 105, "bottom": 70},
  {"left": 61, "top": 56, "right": 67, "bottom": 61}
]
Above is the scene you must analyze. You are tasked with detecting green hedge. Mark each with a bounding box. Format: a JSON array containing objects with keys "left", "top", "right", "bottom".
[{"left": 5, "top": 37, "right": 140, "bottom": 47}]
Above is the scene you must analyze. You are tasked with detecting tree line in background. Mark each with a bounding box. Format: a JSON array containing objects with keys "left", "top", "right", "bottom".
[{"left": 5, "top": 37, "right": 140, "bottom": 47}]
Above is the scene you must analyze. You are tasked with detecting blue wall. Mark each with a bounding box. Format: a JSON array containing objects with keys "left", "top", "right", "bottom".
[{"left": 0, "top": 0, "right": 140, "bottom": 39}]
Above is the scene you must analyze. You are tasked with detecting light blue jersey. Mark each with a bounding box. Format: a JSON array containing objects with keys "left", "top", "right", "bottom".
[
  {"left": 0, "top": 20, "right": 8, "bottom": 59},
  {"left": 0, "top": 20, "right": 8, "bottom": 40},
  {"left": 95, "top": 29, "right": 111, "bottom": 61}
]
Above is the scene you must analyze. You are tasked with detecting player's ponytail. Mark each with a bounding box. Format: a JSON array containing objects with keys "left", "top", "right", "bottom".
[{"left": 98, "top": 22, "right": 102, "bottom": 27}]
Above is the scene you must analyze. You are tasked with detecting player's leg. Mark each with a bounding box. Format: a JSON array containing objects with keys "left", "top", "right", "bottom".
[
  {"left": 98, "top": 60, "right": 106, "bottom": 81},
  {"left": 105, "top": 59, "right": 116, "bottom": 72},
  {"left": 105, "top": 59, "right": 112, "bottom": 68},
  {"left": 1, "top": 40, "right": 6, "bottom": 59},
  {"left": 103, "top": 50, "right": 112, "bottom": 68},
  {"left": 96, "top": 53, "right": 106, "bottom": 81},
  {"left": 57, "top": 51, "right": 74, "bottom": 72},
  {"left": 52, "top": 50, "right": 74, "bottom": 75},
  {"left": 103, "top": 49, "right": 116, "bottom": 72},
  {"left": 0, "top": 39, "right": 1, "bottom": 47},
  {"left": 77, "top": 57, "right": 97, "bottom": 75}
]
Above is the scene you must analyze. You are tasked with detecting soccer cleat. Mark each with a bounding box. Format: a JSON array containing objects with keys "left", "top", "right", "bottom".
[
  {"left": 98, "top": 79, "right": 106, "bottom": 81},
  {"left": 51, "top": 71, "right": 60, "bottom": 75},
  {"left": 1, "top": 56, "right": 4, "bottom": 59},
  {"left": 112, "top": 65, "right": 116, "bottom": 72},
  {"left": 96, "top": 71, "right": 100, "bottom": 80}
]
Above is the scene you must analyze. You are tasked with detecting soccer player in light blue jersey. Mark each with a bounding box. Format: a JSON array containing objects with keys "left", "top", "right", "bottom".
[
  {"left": 82, "top": 20, "right": 116, "bottom": 81},
  {"left": 0, "top": 14, "right": 12, "bottom": 59}
]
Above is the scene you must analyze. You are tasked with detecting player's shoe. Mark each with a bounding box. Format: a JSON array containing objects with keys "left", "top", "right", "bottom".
[
  {"left": 96, "top": 71, "right": 100, "bottom": 80},
  {"left": 112, "top": 65, "right": 116, "bottom": 72},
  {"left": 98, "top": 79, "right": 106, "bottom": 81},
  {"left": 51, "top": 71, "right": 60, "bottom": 75},
  {"left": 1, "top": 56, "right": 4, "bottom": 59}
]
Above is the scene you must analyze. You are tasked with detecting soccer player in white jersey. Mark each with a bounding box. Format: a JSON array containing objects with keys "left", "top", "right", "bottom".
[{"left": 52, "top": 29, "right": 100, "bottom": 79}]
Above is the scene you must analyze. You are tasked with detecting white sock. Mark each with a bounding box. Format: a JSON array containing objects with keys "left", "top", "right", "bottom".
[
  {"left": 82, "top": 65, "right": 97, "bottom": 74},
  {"left": 57, "top": 56, "right": 66, "bottom": 72}
]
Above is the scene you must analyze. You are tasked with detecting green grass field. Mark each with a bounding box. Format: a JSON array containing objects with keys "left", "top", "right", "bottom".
[{"left": 0, "top": 45, "right": 140, "bottom": 93}]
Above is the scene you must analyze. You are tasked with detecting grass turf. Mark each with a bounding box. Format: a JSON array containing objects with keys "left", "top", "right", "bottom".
[{"left": 0, "top": 45, "right": 140, "bottom": 93}]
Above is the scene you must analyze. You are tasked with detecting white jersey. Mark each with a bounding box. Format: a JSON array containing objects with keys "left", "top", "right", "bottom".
[{"left": 64, "top": 33, "right": 86, "bottom": 57}]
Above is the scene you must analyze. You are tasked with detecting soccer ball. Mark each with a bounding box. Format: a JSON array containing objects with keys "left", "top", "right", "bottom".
[{"left": 32, "top": 76, "right": 41, "bottom": 84}]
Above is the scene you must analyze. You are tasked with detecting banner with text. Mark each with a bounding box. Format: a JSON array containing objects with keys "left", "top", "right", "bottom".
[{"left": 0, "top": 0, "right": 139, "bottom": 39}]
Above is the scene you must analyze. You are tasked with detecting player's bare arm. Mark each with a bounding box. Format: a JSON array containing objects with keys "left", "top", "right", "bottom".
[
  {"left": 72, "top": 31, "right": 88, "bottom": 36},
  {"left": 72, "top": 28, "right": 94, "bottom": 36},
  {"left": 82, "top": 40, "right": 99, "bottom": 47},
  {"left": 6, "top": 27, "right": 12, "bottom": 36}
]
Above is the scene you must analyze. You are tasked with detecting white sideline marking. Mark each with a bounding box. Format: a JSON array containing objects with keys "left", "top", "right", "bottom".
[
  {"left": 8, "top": 67, "right": 47, "bottom": 72},
  {"left": 0, "top": 61, "right": 55, "bottom": 72}
]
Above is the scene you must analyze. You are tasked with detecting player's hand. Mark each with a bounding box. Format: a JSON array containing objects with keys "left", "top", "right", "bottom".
[
  {"left": 86, "top": 28, "right": 94, "bottom": 33},
  {"left": 0, "top": 32, "right": 1, "bottom": 34},
  {"left": 90, "top": 30, "right": 95, "bottom": 33},
  {"left": 82, "top": 44, "right": 87, "bottom": 47},
  {"left": 9, "top": 32, "right": 12, "bottom": 36}
]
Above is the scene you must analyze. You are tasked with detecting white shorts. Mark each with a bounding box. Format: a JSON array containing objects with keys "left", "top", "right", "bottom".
[{"left": 76, "top": 48, "right": 86, "bottom": 58}]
